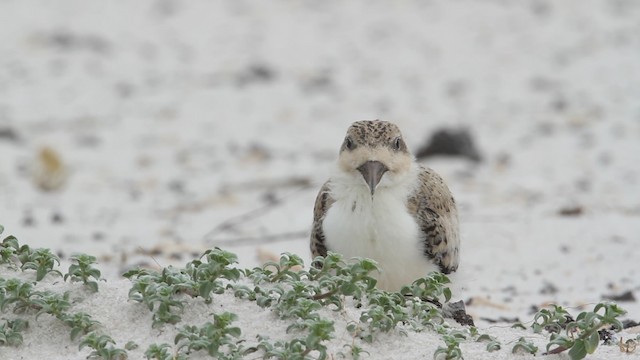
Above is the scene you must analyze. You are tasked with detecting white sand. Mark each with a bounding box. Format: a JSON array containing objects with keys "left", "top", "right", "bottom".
[{"left": 1, "top": 0, "right": 639, "bottom": 359}]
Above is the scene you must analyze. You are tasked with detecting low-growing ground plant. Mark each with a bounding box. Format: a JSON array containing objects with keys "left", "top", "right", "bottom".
[
  {"left": 145, "top": 342, "right": 187, "bottom": 360},
  {"left": 0, "top": 318, "right": 28, "bottom": 346},
  {"left": 0, "top": 226, "right": 62, "bottom": 281},
  {"left": 541, "top": 302, "right": 626, "bottom": 359},
  {"left": 65, "top": 254, "right": 102, "bottom": 292},
  {"left": 507, "top": 302, "right": 629, "bottom": 359},
  {"left": 0, "top": 225, "right": 19, "bottom": 265},
  {"left": 123, "top": 248, "right": 464, "bottom": 359},
  {"left": 79, "top": 332, "right": 127, "bottom": 360},
  {"left": 61, "top": 312, "right": 101, "bottom": 341},
  {"left": 512, "top": 336, "right": 539, "bottom": 355},
  {"left": 532, "top": 304, "right": 573, "bottom": 333},
  {"left": 0, "top": 226, "right": 128, "bottom": 358},
  {"left": 124, "top": 248, "right": 242, "bottom": 328},
  {"left": 337, "top": 343, "right": 369, "bottom": 359},
  {"left": 476, "top": 333, "right": 501, "bottom": 352},
  {"left": 21, "top": 248, "right": 62, "bottom": 281},
  {"left": 434, "top": 332, "right": 465, "bottom": 360},
  {"left": 34, "top": 290, "right": 71, "bottom": 319},
  {"left": 1, "top": 278, "right": 40, "bottom": 313},
  {"left": 174, "top": 312, "right": 246, "bottom": 358},
  {"left": 1, "top": 224, "right": 634, "bottom": 359}
]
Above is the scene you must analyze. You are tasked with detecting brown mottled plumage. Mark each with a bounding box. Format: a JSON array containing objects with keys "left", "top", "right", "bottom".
[{"left": 310, "top": 120, "right": 459, "bottom": 291}]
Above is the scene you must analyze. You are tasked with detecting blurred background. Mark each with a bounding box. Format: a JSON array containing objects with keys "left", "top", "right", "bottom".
[{"left": 1, "top": 0, "right": 639, "bottom": 323}]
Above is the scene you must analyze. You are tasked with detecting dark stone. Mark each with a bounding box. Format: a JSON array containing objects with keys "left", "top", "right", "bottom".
[
  {"left": 540, "top": 281, "right": 559, "bottom": 295},
  {"left": 236, "top": 64, "right": 277, "bottom": 86},
  {"left": 301, "top": 69, "right": 334, "bottom": 93},
  {"left": 262, "top": 191, "right": 279, "bottom": 205},
  {"left": 23, "top": 213, "right": 35, "bottom": 227},
  {"left": 0, "top": 127, "right": 20, "bottom": 142},
  {"left": 531, "top": 0, "right": 552, "bottom": 17},
  {"left": 51, "top": 212, "right": 64, "bottom": 224},
  {"left": 46, "top": 31, "right": 111, "bottom": 54},
  {"left": 603, "top": 290, "right": 636, "bottom": 302},
  {"left": 445, "top": 80, "right": 467, "bottom": 98},
  {"left": 447, "top": 300, "right": 475, "bottom": 326},
  {"left": 115, "top": 82, "right": 135, "bottom": 99},
  {"left": 168, "top": 180, "right": 185, "bottom": 194},
  {"left": 529, "top": 305, "right": 540, "bottom": 315},
  {"left": 153, "top": 0, "right": 181, "bottom": 17},
  {"left": 415, "top": 128, "right": 482, "bottom": 162},
  {"left": 550, "top": 96, "right": 568, "bottom": 112},
  {"left": 129, "top": 188, "right": 142, "bottom": 201},
  {"left": 558, "top": 206, "right": 583, "bottom": 216},
  {"left": 622, "top": 319, "right": 639, "bottom": 329},
  {"left": 480, "top": 316, "right": 520, "bottom": 324},
  {"left": 76, "top": 134, "right": 102, "bottom": 147}
]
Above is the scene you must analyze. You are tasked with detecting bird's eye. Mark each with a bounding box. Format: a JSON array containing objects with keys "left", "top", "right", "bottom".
[
  {"left": 345, "top": 137, "right": 353, "bottom": 150},
  {"left": 393, "top": 137, "right": 402, "bottom": 150}
]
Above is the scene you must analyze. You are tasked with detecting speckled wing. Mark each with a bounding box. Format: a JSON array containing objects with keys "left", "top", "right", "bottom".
[
  {"left": 407, "top": 166, "right": 460, "bottom": 274},
  {"left": 310, "top": 181, "right": 335, "bottom": 262}
]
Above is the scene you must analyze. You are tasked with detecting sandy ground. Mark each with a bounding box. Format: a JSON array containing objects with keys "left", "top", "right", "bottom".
[{"left": 1, "top": 0, "right": 639, "bottom": 359}]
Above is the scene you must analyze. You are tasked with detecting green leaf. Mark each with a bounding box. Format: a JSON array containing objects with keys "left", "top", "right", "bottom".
[
  {"left": 585, "top": 331, "right": 599, "bottom": 354},
  {"left": 512, "top": 337, "right": 538, "bottom": 355},
  {"left": 339, "top": 282, "right": 357, "bottom": 296},
  {"left": 532, "top": 323, "right": 543, "bottom": 333},
  {"left": 36, "top": 266, "right": 46, "bottom": 281},
  {"left": 70, "top": 327, "right": 82, "bottom": 341},
  {"left": 486, "top": 341, "right": 501, "bottom": 352},
  {"left": 609, "top": 318, "right": 624, "bottom": 331},
  {"left": 546, "top": 333, "right": 573, "bottom": 352},
  {"left": 569, "top": 339, "right": 587, "bottom": 360},
  {"left": 89, "top": 268, "right": 101, "bottom": 279},
  {"left": 568, "top": 338, "right": 587, "bottom": 360},
  {"left": 433, "top": 347, "right": 448, "bottom": 359}
]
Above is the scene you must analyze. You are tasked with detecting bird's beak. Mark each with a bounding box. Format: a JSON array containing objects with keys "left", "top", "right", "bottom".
[{"left": 357, "top": 161, "right": 388, "bottom": 195}]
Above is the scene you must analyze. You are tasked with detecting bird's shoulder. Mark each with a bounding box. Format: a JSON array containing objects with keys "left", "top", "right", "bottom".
[
  {"left": 406, "top": 165, "right": 459, "bottom": 274},
  {"left": 312, "top": 180, "right": 335, "bottom": 222},
  {"left": 406, "top": 165, "right": 456, "bottom": 216},
  {"left": 310, "top": 180, "right": 335, "bottom": 260}
]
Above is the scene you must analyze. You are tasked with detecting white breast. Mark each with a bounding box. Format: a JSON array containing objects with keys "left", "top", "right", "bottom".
[{"left": 322, "top": 169, "right": 439, "bottom": 291}]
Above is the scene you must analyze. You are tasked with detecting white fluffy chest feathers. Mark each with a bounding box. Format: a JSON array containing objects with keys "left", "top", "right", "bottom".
[{"left": 322, "top": 181, "right": 438, "bottom": 291}]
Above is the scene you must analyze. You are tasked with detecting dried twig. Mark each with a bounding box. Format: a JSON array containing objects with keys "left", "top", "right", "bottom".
[
  {"left": 543, "top": 346, "right": 568, "bottom": 355},
  {"left": 219, "top": 176, "right": 311, "bottom": 192},
  {"left": 202, "top": 184, "right": 312, "bottom": 242}
]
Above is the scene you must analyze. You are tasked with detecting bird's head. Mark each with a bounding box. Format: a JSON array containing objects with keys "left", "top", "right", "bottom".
[{"left": 337, "top": 120, "right": 413, "bottom": 195}]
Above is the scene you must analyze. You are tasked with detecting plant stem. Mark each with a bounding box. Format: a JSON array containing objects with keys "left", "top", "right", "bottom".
[{"left": 312, "top": 288, "right": 339, "bottom": 301}]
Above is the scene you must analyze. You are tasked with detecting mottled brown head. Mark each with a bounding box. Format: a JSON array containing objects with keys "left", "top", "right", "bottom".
[{"left": 338, "top": 120, "right": 413, "bottom": 194}]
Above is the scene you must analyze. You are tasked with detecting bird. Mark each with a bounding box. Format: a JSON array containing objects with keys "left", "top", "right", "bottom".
[{"left": 310, "top": 120, "right": 460, "bottom": 291}]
